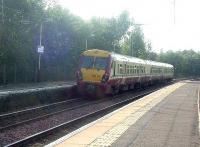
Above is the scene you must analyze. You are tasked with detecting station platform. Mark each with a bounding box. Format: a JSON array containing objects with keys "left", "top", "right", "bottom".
[
  {"left": 0, "top": 81, "right": 76, "bottom": 113},
  {"left": 46, "top": 81, "right": 200, "bottom": 147},
  {"left": 0, "top": 81, "right": 75, "bottom": 97}
]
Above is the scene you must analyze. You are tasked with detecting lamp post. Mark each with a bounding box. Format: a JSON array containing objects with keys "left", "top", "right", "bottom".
[
  {"left": 85, "top": 39, "right": 87, "bottom": 50},
  {"left": 37, "top": 23, "right": 44, "bottom": 82},
  {"left": 39, "top": 23, "right": 43, "bottom": 70},
  {"left": 85, "top": 34, "right": 94, "bottom": 50},
  {"left": 1, "top": 0, "right": 4, "bottom": 24},
  {"left": 36, "top": 19, "right": 51, "bottom": 82},
  {"left": 174, "top": 0, "right": 176, "bottom": 24}
]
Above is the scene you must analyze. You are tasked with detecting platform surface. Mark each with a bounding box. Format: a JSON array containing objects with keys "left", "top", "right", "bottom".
[
  {"left": 0, "top": 81, "right": 75, "bottom": 97},
  {"left": 46, "top": 81, "right": 200, "bottom": 147}
]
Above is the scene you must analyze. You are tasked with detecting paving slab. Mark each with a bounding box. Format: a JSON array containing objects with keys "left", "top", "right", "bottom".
[
  {"left": 112, "top": 82, "right": 200, "bottom": 147},
  {"left": 46, "top": 81, "right": 200, "bottom": 147}
]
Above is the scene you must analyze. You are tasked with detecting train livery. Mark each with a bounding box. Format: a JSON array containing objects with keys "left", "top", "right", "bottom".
[{"left": 76, "top": 49, "right": 174, "bottom": 97}]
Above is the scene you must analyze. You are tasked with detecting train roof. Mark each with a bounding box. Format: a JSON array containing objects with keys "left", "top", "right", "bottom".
[
  {"left": 111, "top": 52, "right": 173, "bottom": 68},
  {"left": 145, "top": 60, "right": 173, "bottom": 68},
  {"left": 111, "top": 52, "right": 146, "bottom": 64},
  {"left": 82, "top": 49, "right": 173, "bottom": 68}
]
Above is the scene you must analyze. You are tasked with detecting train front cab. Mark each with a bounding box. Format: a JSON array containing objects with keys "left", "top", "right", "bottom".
[{"left": 76, "top": 50, "right": 112, "bottom": 97}]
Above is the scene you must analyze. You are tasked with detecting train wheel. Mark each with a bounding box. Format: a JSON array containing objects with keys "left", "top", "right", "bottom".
[{"left": 112, "top": 87, "right": 119, "bottom": 95}]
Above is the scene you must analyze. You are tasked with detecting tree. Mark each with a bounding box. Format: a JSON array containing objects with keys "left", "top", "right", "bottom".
[
  {"left": 0, "top": 0, "right": 45, "bottom": 83},
  {"left": 158, "top": 50, "right": 200, "bottom": 77},
  {"left": 121, "top": 25, "right": 146, "bottom": 58},
  {"left": 88, "top": 11, "right": 132, "bottom": 53}
]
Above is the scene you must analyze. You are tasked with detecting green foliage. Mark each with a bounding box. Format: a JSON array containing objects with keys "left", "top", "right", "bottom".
[
  {"left": 158, "top": 50, "right": 200, "bottom": 77},
  {"left": 0, "top": 1, "right": 134, "bottom": 83},
  {"left": 121, "top": 25, "right": 147, "bottom": 59},
  {"left": 88, "top": 11, "right": 132, "bottom": 53},
  {"left": 0, "top": 0, "right": 198, "bottom": 84},
  {"left": 0, "top": 0, "right": 45, "bottom": 83}
]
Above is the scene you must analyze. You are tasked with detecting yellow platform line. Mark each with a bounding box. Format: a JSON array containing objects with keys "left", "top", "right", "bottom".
[
  {"left": 46, "top": 82, "right": 185, "bottom": 147},
  {"left": 198, "top": 87, "right": 200, "bottom": 136}
]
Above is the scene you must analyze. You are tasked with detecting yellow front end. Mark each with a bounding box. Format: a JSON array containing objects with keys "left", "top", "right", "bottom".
[
  {"left": 81, "top": 68, "right": 105, "bottom": 83},
  {"left": 80, "top": 49, "right": 110, "bottom": 83}
]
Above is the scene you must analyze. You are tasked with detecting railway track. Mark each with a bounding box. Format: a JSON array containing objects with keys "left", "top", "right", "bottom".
[
  {"left": 3, "top": 82, "right": 173, "bottom": 147},
  {"left": 0, "top": 94, "right": 129, "bottom": 131},
  {"left": 0, "top": 98, "right": 83, "bottom": 130}
]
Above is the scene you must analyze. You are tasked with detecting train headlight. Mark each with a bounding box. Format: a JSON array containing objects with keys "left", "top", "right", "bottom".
[{"left": 101, "top": 73, "right": 109, "bottom": 83}]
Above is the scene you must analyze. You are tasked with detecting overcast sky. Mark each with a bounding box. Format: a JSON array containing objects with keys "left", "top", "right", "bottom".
[{"left": 58, "top": 0, "right": 200, "bottom": 53}]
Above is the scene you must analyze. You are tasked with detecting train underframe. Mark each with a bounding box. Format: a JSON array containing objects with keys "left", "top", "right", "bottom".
[{"left": 77, "top": 76, "right": 173, "bottom": 98}]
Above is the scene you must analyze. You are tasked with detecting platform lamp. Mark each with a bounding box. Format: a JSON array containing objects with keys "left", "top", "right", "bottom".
[{"left": 37, "top": 19, "right": 51, "bottom": 82}]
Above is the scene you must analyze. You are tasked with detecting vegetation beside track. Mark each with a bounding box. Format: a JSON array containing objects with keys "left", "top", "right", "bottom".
[{"left": 0, "top": 1, "right": 199, "bottom": 85}]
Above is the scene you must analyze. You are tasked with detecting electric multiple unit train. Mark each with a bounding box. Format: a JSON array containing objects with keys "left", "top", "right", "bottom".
[{"left": 76, "top": 49, "right": 174, "bottom": 97}]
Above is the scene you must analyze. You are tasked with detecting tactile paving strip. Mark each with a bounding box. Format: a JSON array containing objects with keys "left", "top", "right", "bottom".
[
  {"left": 47, "top": 82, "right": 185, "bottom": 147},
  {"left": 87, "top": 83, "right": 185, "bottom": 147}
]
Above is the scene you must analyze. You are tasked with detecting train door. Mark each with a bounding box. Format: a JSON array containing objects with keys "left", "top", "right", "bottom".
[{"left": 110, "top": 60, "right": 116, "bottom": 77}]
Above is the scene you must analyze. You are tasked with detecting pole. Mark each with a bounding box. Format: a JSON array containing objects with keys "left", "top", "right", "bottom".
[
  {"left": 1, "top": 0, "right": 4, "bottom": 24},
  {"left": 130, "top": 34, "right": 133, "bottom": 56},
  {"left": 39, "top": 23, "right": 43, "bottom": 46},
  {"left": 174, "top": 0, "right": 175, "bottom": 24},
  {"left": 38, "top": 54, "right": 41, "bottom": 70},
  {"left": 38, "top": 23, "right": 43, "bottom": 82},
  {"left": 85, "top": 39, "right": 87, "bottom": 50}
]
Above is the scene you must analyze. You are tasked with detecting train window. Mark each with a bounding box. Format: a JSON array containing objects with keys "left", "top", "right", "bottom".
[
  {"left": 111, "top": 61, "right": 113, "bottom": 68},
  {"left": 127, "top": 65, "right": 129, "bottom": 74},
  {"left": 132, "top": 66, "right": 134, "bottom": 74},
  {"left": 119, "top": 64, "right": 123, "bottom": 74},
  {"left": 112, "top": 61, "right": 116, "bottom": 76},
  {"left": 117, "top": 64, "right": 119, "bottom": 74},
  {"left": 95, "top": 57, "right": 108, "bottom": 70},
  {"left": 134, "top": 66, "right": 136, "bottom": 74},
  {"left": 117, "top": 64, "right": 120, "bottom": 74},
  {"left": 137, "top": 66, "right": 139, "bottom": 74},
  {"left": 81, "top": 56, "right": 94, "bottom": 68},
  {"left": 151, "top": 68, "right": 153, "bottom": 74}
]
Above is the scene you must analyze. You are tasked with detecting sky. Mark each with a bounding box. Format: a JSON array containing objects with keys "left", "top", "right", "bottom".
[{"left": 58, "top": 0, "right": 200, "bottom": 53}]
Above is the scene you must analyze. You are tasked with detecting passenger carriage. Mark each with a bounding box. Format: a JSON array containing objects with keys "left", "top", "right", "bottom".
[{"left": 76, "top": 49, "right": 174, "bottom": 97}]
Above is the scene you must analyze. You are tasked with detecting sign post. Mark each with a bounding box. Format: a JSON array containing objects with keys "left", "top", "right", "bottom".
[{"left": 37, "top": 45, "right": 44, "bottom": 82}]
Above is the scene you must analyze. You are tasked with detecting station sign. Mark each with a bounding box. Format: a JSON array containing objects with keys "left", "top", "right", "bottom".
[{"left": 38, "top": 46, "right": 44, "bottom": 53}]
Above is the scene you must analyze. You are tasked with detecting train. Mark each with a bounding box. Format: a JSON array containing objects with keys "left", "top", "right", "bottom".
[{"left": 76, "top": 49, "right": 174, "bottom": 97}]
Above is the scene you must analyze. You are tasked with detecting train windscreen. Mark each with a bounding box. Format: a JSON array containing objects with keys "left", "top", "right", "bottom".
[
  {"left": 81, "top": 56, "right": 108, "bottom": 70},
  {"left": 81, "top": 56, "right": 94, "bottom": 68},
  {"left": 95, "top": 57, "right": 108, "bottom": 70}
]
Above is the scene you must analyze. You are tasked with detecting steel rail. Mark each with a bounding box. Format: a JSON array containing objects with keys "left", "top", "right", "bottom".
[
  {"left": 0, "top": 98, "right": 82, "bottom": 130},
  {"left": 0, "top": 94, "right": 124, "bottom": 131},
  {"left": 0, "top": 98, "right": 80, "bottom": 117},
  {"left": 0, "top": 86, "right": 150, "bottom": 131},
  {"left": 5, "top": 87, "right": 161, "bottom": 147}
]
